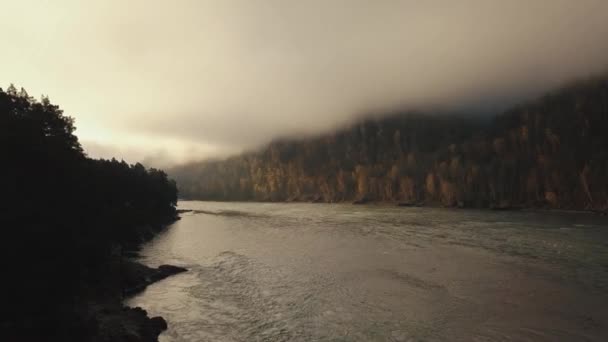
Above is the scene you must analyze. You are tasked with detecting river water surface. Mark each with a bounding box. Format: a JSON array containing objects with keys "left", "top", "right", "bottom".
[{"left": 128, "top": 201, "right": 608, "bottom": 341}]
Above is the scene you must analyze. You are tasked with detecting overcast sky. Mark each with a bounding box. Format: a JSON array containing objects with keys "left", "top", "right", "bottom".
[{"left": 2, "top": 0, "right": 608, "bottom": 166}]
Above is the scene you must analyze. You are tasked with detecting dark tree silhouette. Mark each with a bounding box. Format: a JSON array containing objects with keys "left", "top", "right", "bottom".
[{"left": 0, "top": 85, "right": 178, "bottom": 340}]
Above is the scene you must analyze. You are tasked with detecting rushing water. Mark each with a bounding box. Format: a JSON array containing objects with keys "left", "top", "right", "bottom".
[{"left": 127, "top": 201, "right": 608, "bottom": 341}]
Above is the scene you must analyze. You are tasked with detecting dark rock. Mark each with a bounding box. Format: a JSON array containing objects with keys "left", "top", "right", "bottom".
[
  {"left": 156, "top": 265, "right": 188, "bottom": 280},
  {"left": 91, "top": 305, "right": 169, "bottom": 342},
  {"left": 122, "top": 261, "right": 187, "bottom": 297},
  {"left": 149, "top": 316, "right": 168, "bottom": 333},
  {"left": 85, "top": 262, "right": 186, "bottom": 341}
]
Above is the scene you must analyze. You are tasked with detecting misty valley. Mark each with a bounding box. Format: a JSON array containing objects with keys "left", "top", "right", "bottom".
[
  {"left": 3, "top": 2, "right": 608, "bottom": 341},
  {"left": 171, "top": 76, "right": 608, "bottom": 213},
  {"left": 4, "top": 71, "right": 608, "bottom": 342}
]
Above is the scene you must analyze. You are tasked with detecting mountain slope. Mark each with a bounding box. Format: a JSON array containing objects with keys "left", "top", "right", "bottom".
[{"left": 171, "top": 76, "right": 608, "bottom": 212}]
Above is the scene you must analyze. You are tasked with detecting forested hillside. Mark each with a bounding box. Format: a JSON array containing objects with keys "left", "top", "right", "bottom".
[
  {"left": 172, "top": 76, "right": 608, "bottom": 212},
  {"left": 1, "top": 85, "right": 179, "bottom": 341}
]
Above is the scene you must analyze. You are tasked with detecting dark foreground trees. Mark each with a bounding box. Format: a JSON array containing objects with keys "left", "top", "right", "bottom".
[{"left": 0, "top": 85, "right": 178, "bottom": 340}]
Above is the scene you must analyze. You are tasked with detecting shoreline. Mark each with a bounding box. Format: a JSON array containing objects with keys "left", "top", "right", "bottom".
[
  {"left": 87, "top": 260, "right": 187, "bottom": 342},
  {"left": 104, "top": 213, "right": 188, "bottom": 342},
  {"left": 58, "top": 215, "right": 187, "bottom": 342},
  {"left": 178, "top": 199, "right": 608, "bottom": 216}
]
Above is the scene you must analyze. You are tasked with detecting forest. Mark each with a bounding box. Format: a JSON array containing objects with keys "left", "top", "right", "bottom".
[
  {"left": 172, "top": 75, "right": 608, "bottom": 212},
  {"left": 0, "top": 85, "right": 179, "bottom": 341}
]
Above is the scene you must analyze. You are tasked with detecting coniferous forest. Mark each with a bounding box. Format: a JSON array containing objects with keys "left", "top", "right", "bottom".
[
  {"left": 172, "top": 76, "right": 608, "bottom": 213},
  {"left": 0, "top": 85, "right": 181, "bottom": 341}
]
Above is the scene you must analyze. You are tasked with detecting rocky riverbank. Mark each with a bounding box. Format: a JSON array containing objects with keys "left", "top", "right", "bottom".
[
  {"left": 86, "top": 216, "right": 188, "bottom": 342},
  {"left": 86, "top": 261, "right": 187, "bottom": 342},
  {"left": 3, "top": 259, "right": 186, "bottom": 342}
]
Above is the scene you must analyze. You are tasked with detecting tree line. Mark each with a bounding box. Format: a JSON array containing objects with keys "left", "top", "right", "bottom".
[
  {"left": 171, "top": 75, "right": 608, "bottom": 212},
  {"left": 0, "top": 84, "right": 178, "bottom": 337}
]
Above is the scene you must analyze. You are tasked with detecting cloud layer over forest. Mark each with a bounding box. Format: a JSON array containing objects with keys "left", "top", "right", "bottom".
[{"left": 2, "top": 1, "right": 608, "bottom": 165}]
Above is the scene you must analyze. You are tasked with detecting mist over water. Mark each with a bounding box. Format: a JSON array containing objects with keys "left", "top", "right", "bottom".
[{"left": 129, "top": 202, "right": 608, "bottom": 341}]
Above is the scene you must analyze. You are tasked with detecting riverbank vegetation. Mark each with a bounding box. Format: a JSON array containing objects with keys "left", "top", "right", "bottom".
[{"left": 0, "top": 85, "right": 180, "bottom": 341}]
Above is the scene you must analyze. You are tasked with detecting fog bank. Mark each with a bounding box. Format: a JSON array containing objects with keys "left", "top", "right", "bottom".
[{"left": 2, "top": 1, "right": 608, "bottom": 164}]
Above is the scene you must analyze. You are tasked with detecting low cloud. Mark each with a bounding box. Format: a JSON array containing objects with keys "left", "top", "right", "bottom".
[{"left": 2, "top": 1, "right": 608, "bottom": 163}]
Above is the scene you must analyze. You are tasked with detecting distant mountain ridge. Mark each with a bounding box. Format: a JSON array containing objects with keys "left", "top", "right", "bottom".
[{"left": 171, "top": 75, "right": 608, "bottom": 212}]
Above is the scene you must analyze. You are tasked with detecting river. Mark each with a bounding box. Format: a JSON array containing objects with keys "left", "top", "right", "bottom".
[{"left": 127, "top": 201, "right": 608, "bottom": 341}]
